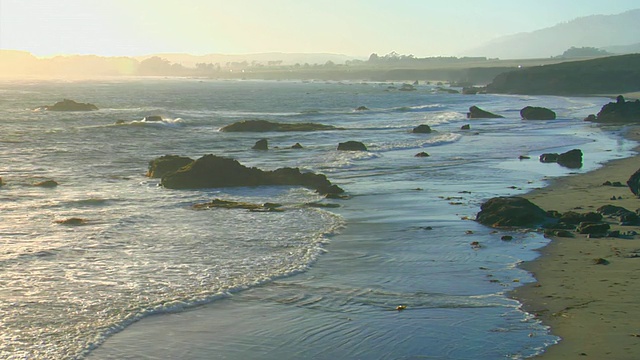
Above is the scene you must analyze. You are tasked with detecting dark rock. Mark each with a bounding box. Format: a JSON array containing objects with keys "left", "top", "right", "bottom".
[
  {"left": 539, "top": 153, "right": 559, "bottom": 163},
  {"left": 593, "top": 258, "right": 609, "bottom": 265},
  {"left": 291, "top": 143, "right": 303, "bottom": 149},
  {"left": 475, "top": 196, "right": 547, "bottom": 227},
  {"left": 54, "top": 217, "right": 88, "bottom": 225},
  {"left": 252, "top": 139, "right": 269, "bottom": 150},
  {"left": 355, "top": 106, "right": 369, "bottom": 111},
  {"left": 501, "top": 235, "right": 513, "bottom": 241},
  {"left": 597, "top": 204, "right": 633, "bottom": 216},
  {"left": 143, "top": 115, "right": 163, "bottom": 121},
  {"left": 415, "top": 152, "right": 430, "bottom": 157},
  {"left": 147, "top": 155, "right": 194, "bottom": 178},
  {"left": 34, "top": 180, "right": 58, "bottom": 187},
  {"left": 220, "top": 119, "right": 341, "bottom": 132},
  {"left": 627, "top": 168, "right": 640, "bottom": 196},
  {"left": 544, "top": 229, "right": 575, "bottom": 238},
  {"left": 160, "top": 154, "right": 344, "bottom": 196},
  {"left": 576, "top": 222, "right": 610, "bottom": 234},
  {"left": 520, "top": 106, "right": 556, "bottom": 120},
  {"left": 584, "top": 114, "right": 597, "bottom": 122},
  {"left": 39, "top": 99, "right": 98, "bottom": 111},
  {"left": 337, "top": 141, "right": 367, "bottom": 151},
  {"left": 594, "top": 95, "right": 640, "bottom": 123},
  {"left": 518, "top": 155, "right": 530, "bottom": 160},
  {"left": 559, "top": 211, "right": 602, "bottom": 225},
  {"left": 467, "top": 106, "right": 504, "bottom": 119},
  {"left": 412, "top": 125, "right": 432, "bottom": 134},
  {"left": 193, "top": 199, "right": 284, "bottom": 212},
  {"left": 461, "top": 124, "right": 471, "bottom": 130},
  {"left": 557, "top": 149, "right": 583, "bottom": 168}
]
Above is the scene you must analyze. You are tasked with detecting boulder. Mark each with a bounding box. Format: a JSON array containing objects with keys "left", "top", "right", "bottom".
[
  {"left": 147, "top": 155, "right": 194, "bottom": 178},
  {"left": 220, "top": 119, "right": 341, "bottom": 132},
  {"left": 577, "top": 222, "right": 610, "bottom": 235},
  {"left": 461, "top": 124, "right": 471, "bottom": 130},
  {"left": 475, "top": 196, "right": 547, "bottom": 227},
  {"left": 415, "top": 152, "right": 430, "bottom": 157},
  {"left": 584, "top": 114, "right": 597, "bottom": 122},
  {"left": 160, "top": 154, "right": 344, "bottom": 196},
  {"left": 337, "top": 141, "right": 367, "bottom": 151},
  {"left": 627, "top": 168, "right": 640, "bottom": 196},
  {"left": 412, "top": 124, "right": 432, "bottom": 134},
  {"left": 467, "top": 106, "right": 504, "bottom": 119},
  {"left": 559, "top": 211, "right": 602, "bottom": 225},
  {"left": 291, "top": 143, "right": 303, "bottom": 149},
  {"left": 539, "top": 149, "right": 582, "bottom": 168},
  {"left": 594, "top": 95, "right": 640, "bottom": 123},
  {"left": 520, "top": 106, "right": 556, "bottom": 120},
  {"left": 252, "top": 139, "right": 269, "bottom": 150},
  {"left": 39, "top": 99, "right": 98, "bottom": 111}
]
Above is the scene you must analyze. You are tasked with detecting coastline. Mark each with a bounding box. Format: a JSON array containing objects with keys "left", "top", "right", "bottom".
[{"left": 512, "top": 125, "right": 640, "bottom": 359}]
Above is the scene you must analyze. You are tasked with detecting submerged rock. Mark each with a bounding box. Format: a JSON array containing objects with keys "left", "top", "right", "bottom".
[
  {"left": 520, "top": 106, "right": 556, "bottom": 120},
  {"left": 38, "top": 99, "right": 98, "bottom": 111},
  {"left": 467, "top": 106, "right": 504, "bottom": 119},
  {"left": 147, "top": 155, "right": 194, "bottom": 178},
  {"left": 337, "top": 141, "right": 367, "bottom": 151},
  {"left": 476, "top": 196, "right": 547, "bottom": 227},
  {"left": 34, "top": 180, "right": 58, "bottom": 188},
  {"left": 220, "top": 119, "right": 341, "bottom": 132},
  {"left": 160, "top": 154, "right": 344, "bottom": 196}
]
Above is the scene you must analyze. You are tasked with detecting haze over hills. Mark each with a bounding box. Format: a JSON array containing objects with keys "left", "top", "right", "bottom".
[
  {"left": 463, "top": 9, "right": 640, "bottom": 59},
  {"left": 133, "top": 53, "right": 359, "bottom": 67}
]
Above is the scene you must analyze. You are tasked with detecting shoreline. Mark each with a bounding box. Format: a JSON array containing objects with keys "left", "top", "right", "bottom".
[{"left": 511, "top": 125, "right": 640, "bottom": 359}]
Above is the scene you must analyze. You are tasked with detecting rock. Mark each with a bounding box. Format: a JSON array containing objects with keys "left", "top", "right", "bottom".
[
  {"left": 0, "top": 177, "right": 3, "bottom": 187},
  {"left": 291, "top": 143, "right": 303, "bottom": 149},
  {"left": 355, "top": 106, "right": 369, "bottom": 111},
  {"left": 577, "top": 222, "right": 610, "bottom": 234},
  {"left": 597, "top": 204, "right": 632, "bottom": 216},
  {"left": 147, "top": 155, "right": 194, "bottom": 178},
  {"left": 539, "top": 149, "right": 582, "bottom": 168},
  {"left": 501, "top": 235, "right": 513, "bottom": 241},
  {"left": 557, "top": 149, "right": 583, "bottom": 168},
  {"left": 412, "top": 125, "right": 432, "bottom": 134},
  {"left": 415, "top": 152, "right": 430, "bottom": 157},
  {"left": 220, "top": 119, "right": 341, "bottom": 132},
  {"left": 143, "top": 115, "right": 163, "bottom": 121},
  {"left": 337, "top": 141, "right": 367, "bottom": 151},
  {"left": 160, "top": 154, "right": 344, "bottom": 196},
  {"left": 544, "top": 229, "right": 575, "bottom": 238},
  {"left": 34, "top": 180, "right": 58, "bottom": 187},
  {"left": 584, "top": 114, "right": 597, "bottom": 122},
  {"left": 559, "top": 211, "right": 602, "bottom": 225},
  {"left": 54, "top": 217, "right": 88, "bottom": 225},
  {"left": 467, "top": 106, "right": 504, "bottom": 119},
  {"left": 518, "top": 155, "right": 530, "bottom": 160},
  {"left": 38, "top": 99, "right": 98, "bottom": 111},
  {"left": 627, "top": 168, "right": 640, "bottom": 196},
  {"left": 520, "top": 106, "right": 556, "bottom": 120},
  {"left": 475, "top": 196, "right": 547, "bottom": 227},
  {"left": 252, "top": 139, "right": 269, "bottom": 150},
  {"left": 461, "top": 124, "right": 471, "bottom": 130},
  {"left": 594, "top": 95, "right": 640, "bottom": 123},
  {"left": 193, "top": 199, "right": 284, "bottom": 212}
]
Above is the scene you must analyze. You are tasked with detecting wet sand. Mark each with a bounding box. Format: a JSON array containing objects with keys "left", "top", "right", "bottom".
[{"left": 512, "top": 126, "right": 640, "bottom": 359}]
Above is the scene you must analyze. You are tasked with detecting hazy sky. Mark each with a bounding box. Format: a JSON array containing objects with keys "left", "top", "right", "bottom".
[{"left": 1, "top": 0, "right": 638, "bottom": 57}]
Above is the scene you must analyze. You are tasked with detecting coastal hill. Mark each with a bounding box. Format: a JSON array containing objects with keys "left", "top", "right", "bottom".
[
  {"left": 464, "top": 9, "right": 640, "bottom": 59},
  {"left": 485, "top": 54, "right": 640, "bottom": 95}
]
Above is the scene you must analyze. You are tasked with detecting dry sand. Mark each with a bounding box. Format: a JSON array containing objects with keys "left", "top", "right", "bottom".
[{"left": 511, "top": 127, "right": 640, "bottom": 359}]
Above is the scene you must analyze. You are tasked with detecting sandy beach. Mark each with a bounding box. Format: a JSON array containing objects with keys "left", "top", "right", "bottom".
[{"left": 512, "top": 126, "right": 640, "bottom": 359}]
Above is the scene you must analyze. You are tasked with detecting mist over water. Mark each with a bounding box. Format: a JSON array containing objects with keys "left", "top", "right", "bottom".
[{"left": 0, "top": 79, "right": 635, "bottom": 359}]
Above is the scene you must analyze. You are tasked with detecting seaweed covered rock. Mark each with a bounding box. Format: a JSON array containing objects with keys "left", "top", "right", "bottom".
[
  {"left": 337, "top": 141, "right": 367, "bottom": 151},
  {"left": 38, "top": 99, "right": 98, "bottom": 111},
  {"left": 160, "top": 154, "right": 344, "bottom": 195},
  {"left": 147, "top": 155, "right": 194, "bottom": 178},
  {"left": 220, "top": 119, "right": 341, "bottom": 132},
  {"left": 520, "top": 106, "right": 556, "bottom": 120},
  {"left": 594, "top": 95, "right": 640, "bottom": 123},
  {"left": 467, "top": 106, "right": 504, "bottom": 119},
  {"left": 476, "top": 196, "right": 547, "bottom": 227}
]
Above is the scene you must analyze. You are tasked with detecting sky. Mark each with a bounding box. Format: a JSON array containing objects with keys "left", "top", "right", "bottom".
[{"left": 1, "top": 0, "right": 639, "bottom": 58}]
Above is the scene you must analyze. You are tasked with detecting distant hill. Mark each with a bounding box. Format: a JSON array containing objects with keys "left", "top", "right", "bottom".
[
  {"left": 464, "top": 9, "right": 640, "bottom": 59},
  {"left": 603, "top": 43, "right": 640, "bottom": 54},
  {"left": 485, "top": 54, "right": 640, "bottom": 95},
  {"left": 134, "top": 52, "right": 358, "bottom": 67}
]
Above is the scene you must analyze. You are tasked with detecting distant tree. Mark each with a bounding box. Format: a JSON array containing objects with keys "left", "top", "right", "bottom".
[
  {"left": 138, "top": 56, "right": 174, "bottom": 75},
  {"left": 559, "top": 46, "right": 611, "bottom": 58}
]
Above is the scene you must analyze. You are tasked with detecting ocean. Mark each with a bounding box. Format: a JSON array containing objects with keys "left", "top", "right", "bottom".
[{"left": 0, "top": 78, "right": 635, "bottom": 359}]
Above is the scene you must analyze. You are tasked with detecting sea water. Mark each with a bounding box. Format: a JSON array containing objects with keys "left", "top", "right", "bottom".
[{"left": 0, "top": 78, "right": 635, "bottom": 359}]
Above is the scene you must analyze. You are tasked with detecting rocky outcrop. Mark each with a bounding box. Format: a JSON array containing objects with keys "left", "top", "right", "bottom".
[
  {"left": 520, "top": 106, "right": 556, "bottom": 120},
  {"left": 160, "top": 154, "right": 344, "bottom": 196},
  {"left": 593, "top": 95, "right": 640, "bottom": 123},
  {"left": 337, "top": 141, "right": 367, "bottom": 151},
  {"left": 38, "top": 99, "right": 98, "bottom": 111},
  {"left": 147, "top": 155, "right": 194, "bottom": 178},
  {"left": 252, "top": 139, "right": 268, "bottom": 150},
  {"left": 412, "top": 125, "right": 432, "bottom": 134},
  {"left": 220, "top": 119, "right": 341, "bottom": 132},
  {"left": 355, "top": 106, "right": 369, "bottom": 111},
  {"left": 539, "top": 149, "right": 582, "bottom": 168},
  {"left": 467, "top": 106, "right": 504, "bottom": 119},
  {"left": 627, "top": 168, "right": 640, "bottom": 196},
  {"left": 475, "top": 196, "right": 547, "bottom": 227}
]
